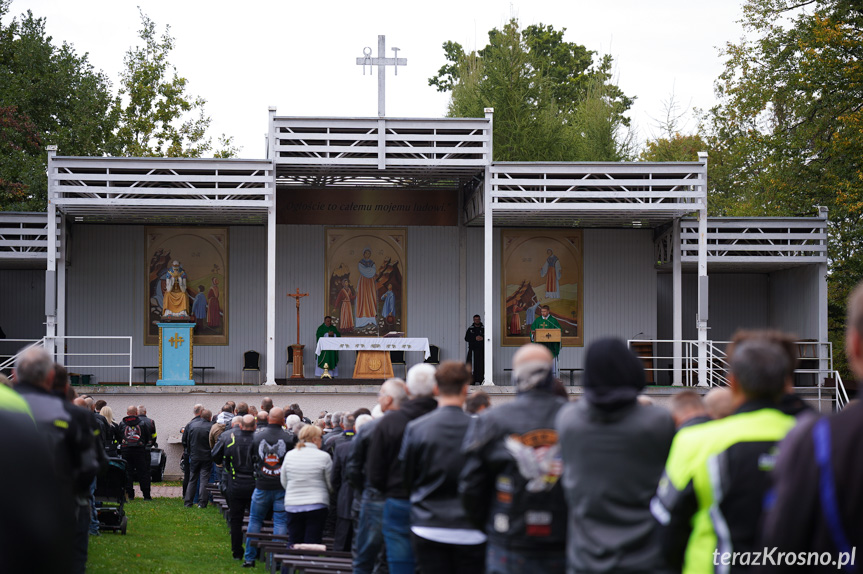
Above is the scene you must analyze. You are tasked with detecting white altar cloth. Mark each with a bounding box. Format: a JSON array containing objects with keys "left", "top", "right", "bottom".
[{"left": 315, "top": 337, "right": 431, "bottom": 359}]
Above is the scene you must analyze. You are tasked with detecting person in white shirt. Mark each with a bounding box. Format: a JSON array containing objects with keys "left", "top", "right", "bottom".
[{"left": 280, "top": 424, "right": 333, "bottom": 545}]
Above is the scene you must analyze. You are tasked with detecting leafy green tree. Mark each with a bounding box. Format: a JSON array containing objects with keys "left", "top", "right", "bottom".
[
  {"left": 112, "top": 10, "right": 237, "bottom": 157},
  {"left": 703, "top": 0, "right": 863, "bottom": 381},
  {"left": 0, "top": 0, "right": 117, "bottom": 210},
  {"left": 430, "top": 19, "right": 634, "bottom": 161}
]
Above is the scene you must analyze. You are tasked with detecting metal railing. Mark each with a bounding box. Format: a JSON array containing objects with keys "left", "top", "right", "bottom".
[
  {"left": 0, "top": 336, "right": 133, "bottom": 386},
  {"left": 629, "top": 339, "right": 840, "bottom": 399}
]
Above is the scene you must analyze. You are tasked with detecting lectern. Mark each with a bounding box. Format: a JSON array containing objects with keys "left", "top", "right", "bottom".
[
  {"left": 157, "top": 322, "right": 195, "bottom": 386},
  {"left": 534, "top": 328, "right": 562, "bottom": 343}
]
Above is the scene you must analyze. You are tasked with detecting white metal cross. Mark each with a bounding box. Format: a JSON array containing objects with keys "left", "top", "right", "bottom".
[{"left": 356, "top": 35, "right": 407, "bottom": 117}]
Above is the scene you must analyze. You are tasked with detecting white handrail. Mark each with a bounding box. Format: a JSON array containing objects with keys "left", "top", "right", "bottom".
[{"left": 1, "top": 336, "right": 133, "bottom": 386}]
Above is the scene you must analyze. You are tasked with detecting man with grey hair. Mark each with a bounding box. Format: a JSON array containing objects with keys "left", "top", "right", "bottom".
[
  {"left": 350, "top": 378, "right": 407, "bottom": 574},
  {"left": 214, "top": 413, "right": 257, "bottom": 560},
  {"left": 137, "top": 404, "right": 157, "bottom": 447},
  {"left": 367, "top": 364, "right": 438, "bottom": 574},
  {"left": 460, "top": 344, "right": 568, "bottom": 574},
  {"left": 651, "top": 331, "right": 796, "bottom": 573},
  {"left": 324, "top": 411, "right": 345, "bottom": 449}
]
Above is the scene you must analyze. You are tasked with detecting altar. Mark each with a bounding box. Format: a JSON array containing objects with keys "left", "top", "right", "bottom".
[{"left": 315, "top": 337, "right": 431, "bottom": 379}]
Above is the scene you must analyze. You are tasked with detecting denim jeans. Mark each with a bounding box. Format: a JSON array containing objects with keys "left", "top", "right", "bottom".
[
  {"left": 354, "top": 491, "right": 386, "bottom": 574},
  {"left": 88, "top": 477, "right": 99, "bottom": 534},
  {"left": 382, "top": 498, "right": 414, "bottom": 574},
  {"left": 243, "top": 488, "right": 287, "bottom": 563},
  {"left": 486, "top": 543, "right": 565, "bottom": 574}
]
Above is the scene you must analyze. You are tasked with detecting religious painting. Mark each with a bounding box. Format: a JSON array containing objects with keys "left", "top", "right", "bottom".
[
  {"left": 145, "top": 227, "right": 229, "bottom": 345},
  {"left": 325, "top": 228, "right": 406, "bottom": 337},
  {"left": 501, "top": 229, "right": 583, "bottom": 347}
]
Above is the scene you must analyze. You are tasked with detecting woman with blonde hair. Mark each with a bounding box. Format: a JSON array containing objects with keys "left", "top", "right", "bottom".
[
  {"left": 280, "top": 424, "right": 333, "bottom": 545},
  {"left": 99, "top": 405, "right": 120, "bottom": 456}
]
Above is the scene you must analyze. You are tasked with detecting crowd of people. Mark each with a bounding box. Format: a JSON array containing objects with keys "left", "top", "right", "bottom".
[{"left": 5, "top": 285, "right": 863, "bottom": 573}]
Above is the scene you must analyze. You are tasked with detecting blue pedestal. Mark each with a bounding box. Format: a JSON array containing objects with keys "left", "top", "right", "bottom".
[{"left": 157, "top": 322, "right": 195, "bottom": 386}]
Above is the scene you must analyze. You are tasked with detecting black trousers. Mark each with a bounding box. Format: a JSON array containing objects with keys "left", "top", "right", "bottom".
[
  {"left": 467, "top": 348, "right": 484, "bottom": 384},
  {"left": 228, "top": 485, "right": 254, "bottom": 559},
  {"left": 122, "top": 448, "right": 151, "bottom": 498},
  {"left": 411, "top": 534, "right": 485, "bottom": 574},
  {"left": 286, "top": 507, "right": 328, "bottom": 545},
  {"left": 334, "top": 516, "right": 354, "bottom": 552}
]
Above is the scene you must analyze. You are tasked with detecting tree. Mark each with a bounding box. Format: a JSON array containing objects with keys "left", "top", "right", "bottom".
[
  {"left": 430, "top": 19, "right": 634, "bottom": 161},
  {"left": 703, "top": 0, "right": 863, "bottom": 381},
  {"left": 111, "top": 10, "right": 237, "bottom": 157},
  {"left": 640, "top": 93, "right": 707, "bottom": 162},
  {"left": 0, "top": 0, "right": 118, "bottom": 210}
]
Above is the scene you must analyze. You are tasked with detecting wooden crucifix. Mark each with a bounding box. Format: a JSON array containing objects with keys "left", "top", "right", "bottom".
[{"left": 287, "top": 288, "right": 309, "bottom": 379}]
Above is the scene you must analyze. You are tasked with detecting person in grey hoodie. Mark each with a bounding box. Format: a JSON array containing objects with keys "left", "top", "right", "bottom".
[{"left": 555, "top": 337, "right": 674, "bottom": 574}]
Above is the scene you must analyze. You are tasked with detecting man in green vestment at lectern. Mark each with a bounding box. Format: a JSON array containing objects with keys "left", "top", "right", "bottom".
[
  {"left": 316, "top": 316, "right": 341, "bottom": 377},
  {"left": 531, "top": 305, "right": 561, "bottom": 378}
]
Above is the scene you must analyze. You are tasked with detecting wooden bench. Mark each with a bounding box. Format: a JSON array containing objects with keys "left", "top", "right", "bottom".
[{"left": 134, "top": 365, "right": 215, "bottom": 384}]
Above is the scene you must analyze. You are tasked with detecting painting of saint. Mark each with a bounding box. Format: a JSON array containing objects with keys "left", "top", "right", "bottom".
[
  {"left": 334, "top": 278, "right": 356, "bottom": 332},
  {"left": 207, "top": 278, "right": 222, "bottom": 328},
  {"left": 146, "top": 227, "right": 228, "bottom": 345},
  {"left": 541, "top": 249, "right": 562, "bottom": 299},
  {"left": 355, "top": 248, "right": 378, "bottom": 328},
  {"left": 380, "top": 284, "right": 396, "bottom": 325},
  {"left": 162, "top": 260, "right": 190, "bottom": 317},
  {"left": 326, "top": 228, "right": 406, "bottom": 336},
  {"left": 502, "top": 230, "right": 583, "bottom": 347}
]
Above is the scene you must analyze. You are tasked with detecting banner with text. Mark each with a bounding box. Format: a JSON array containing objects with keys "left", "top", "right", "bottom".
[{"left": 277, "top": 189, "right": 458, "bottom": 226}]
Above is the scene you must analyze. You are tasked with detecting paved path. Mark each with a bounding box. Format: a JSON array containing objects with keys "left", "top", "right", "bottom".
[{"left": 134, "top": 484, "right": 184, "bottom": 498}]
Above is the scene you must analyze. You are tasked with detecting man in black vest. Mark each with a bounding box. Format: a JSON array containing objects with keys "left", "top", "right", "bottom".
[
  {"left": 214, "top": 414, "right": 258, "bottom": 560},
  {"left": 118, "top": 405, "right": 152, "bottom": 501}
]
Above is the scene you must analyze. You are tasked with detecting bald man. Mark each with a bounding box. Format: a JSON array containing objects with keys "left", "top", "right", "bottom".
[{"left": 243, "top": 407, "right": 293, "bottom": 567}]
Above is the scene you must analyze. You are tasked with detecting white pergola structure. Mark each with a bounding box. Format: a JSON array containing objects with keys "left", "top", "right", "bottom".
[{"left": 25, "top": 110, "right": 830, "bottom": 386}]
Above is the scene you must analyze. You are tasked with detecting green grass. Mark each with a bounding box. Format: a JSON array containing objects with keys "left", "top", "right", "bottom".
[{"left": 87, "top": 498, "right": 238, "bottom": 573}]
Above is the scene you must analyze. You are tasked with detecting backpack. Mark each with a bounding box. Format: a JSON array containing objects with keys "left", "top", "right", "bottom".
[{"left": 123, "top": 422, "right": 143, "bottom": 447}]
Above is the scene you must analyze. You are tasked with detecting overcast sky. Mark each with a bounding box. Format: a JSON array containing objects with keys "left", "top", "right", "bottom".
[{"left": 7, "top": 0, "right": 745, "bottom": 158}]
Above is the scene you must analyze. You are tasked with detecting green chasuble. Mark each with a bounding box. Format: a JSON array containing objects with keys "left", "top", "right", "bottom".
[
  {"left": 530, "top": 315, "right": 562, "bottom": 357},
  {"left": 316, "top": 323, "right": 341, "bottom": 368}
]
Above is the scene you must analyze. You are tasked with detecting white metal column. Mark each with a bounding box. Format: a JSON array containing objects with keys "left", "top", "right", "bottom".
[
  {"left": 673, "top": 218, "right": 682, "bottom": 385},
  {"left": 57, "top": 214, "right": 67, "bottom": 366},
  {"left": 45, "top": 146, "right": 58, "bottom": 360},
  {"left": 696, "top": 152, "right": 709, "bottom": 387},
  {"left": 817, "top": 205, "right": 829, "bottom": 385},
  {"left": 482, "top": 108, "right": 494, "bottom": 386},
  {"left": 265, "top": 107, "right": 277, "bottom": 385}
]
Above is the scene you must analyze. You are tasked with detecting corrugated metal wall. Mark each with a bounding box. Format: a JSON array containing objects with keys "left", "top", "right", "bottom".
[
  {"left": 768, "top": 265, "right": 821, "bottom": 340},
  {"left": 0, "top": 269, "right": 45, "bottom": 340},
  {"left": 657, "top": 274, "right": 770, "bottom": 343},
  {"left": 65, "top": 224, "right": 663, "bottom": 384}
]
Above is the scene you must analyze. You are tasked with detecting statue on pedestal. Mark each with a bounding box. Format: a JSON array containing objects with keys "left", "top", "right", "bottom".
[{"left": 162, "top": 260, "right": 190, "bottom": 318}]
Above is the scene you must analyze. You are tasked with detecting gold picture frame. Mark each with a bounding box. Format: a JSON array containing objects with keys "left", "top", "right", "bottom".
[
  {"left": 325, "top": 228, "right": 407, "bottom": 337},
  {"left": 145, "top": 227, "right": 229, "bottom": 345},
  {"left": 501, "top": 229, "right": 583, "bottom": 347}
]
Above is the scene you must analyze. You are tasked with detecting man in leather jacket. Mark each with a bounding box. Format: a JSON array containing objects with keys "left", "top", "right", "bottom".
[
  {"left": 459, "top": 344, "right": 568, "bottom": 574},
  {"left": 367, "top": 364, "right": 438, "bottom": 574},
  {"left": 401, "top": 360, "right": 486, "bottom": 573},
  {"left": 213, "top": 414, "right": 257, "bottom": 560},
  {"left": 465, "top": 315, "right": 485, "bottom": 384}
]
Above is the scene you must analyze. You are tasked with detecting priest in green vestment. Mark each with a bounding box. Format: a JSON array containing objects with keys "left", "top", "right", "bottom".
[
  {"left": 530, "top": 305, "right": 561, "bottom": 378},
  {"left": 315, "top": 316, "right": 341, "bottom": 377}
]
